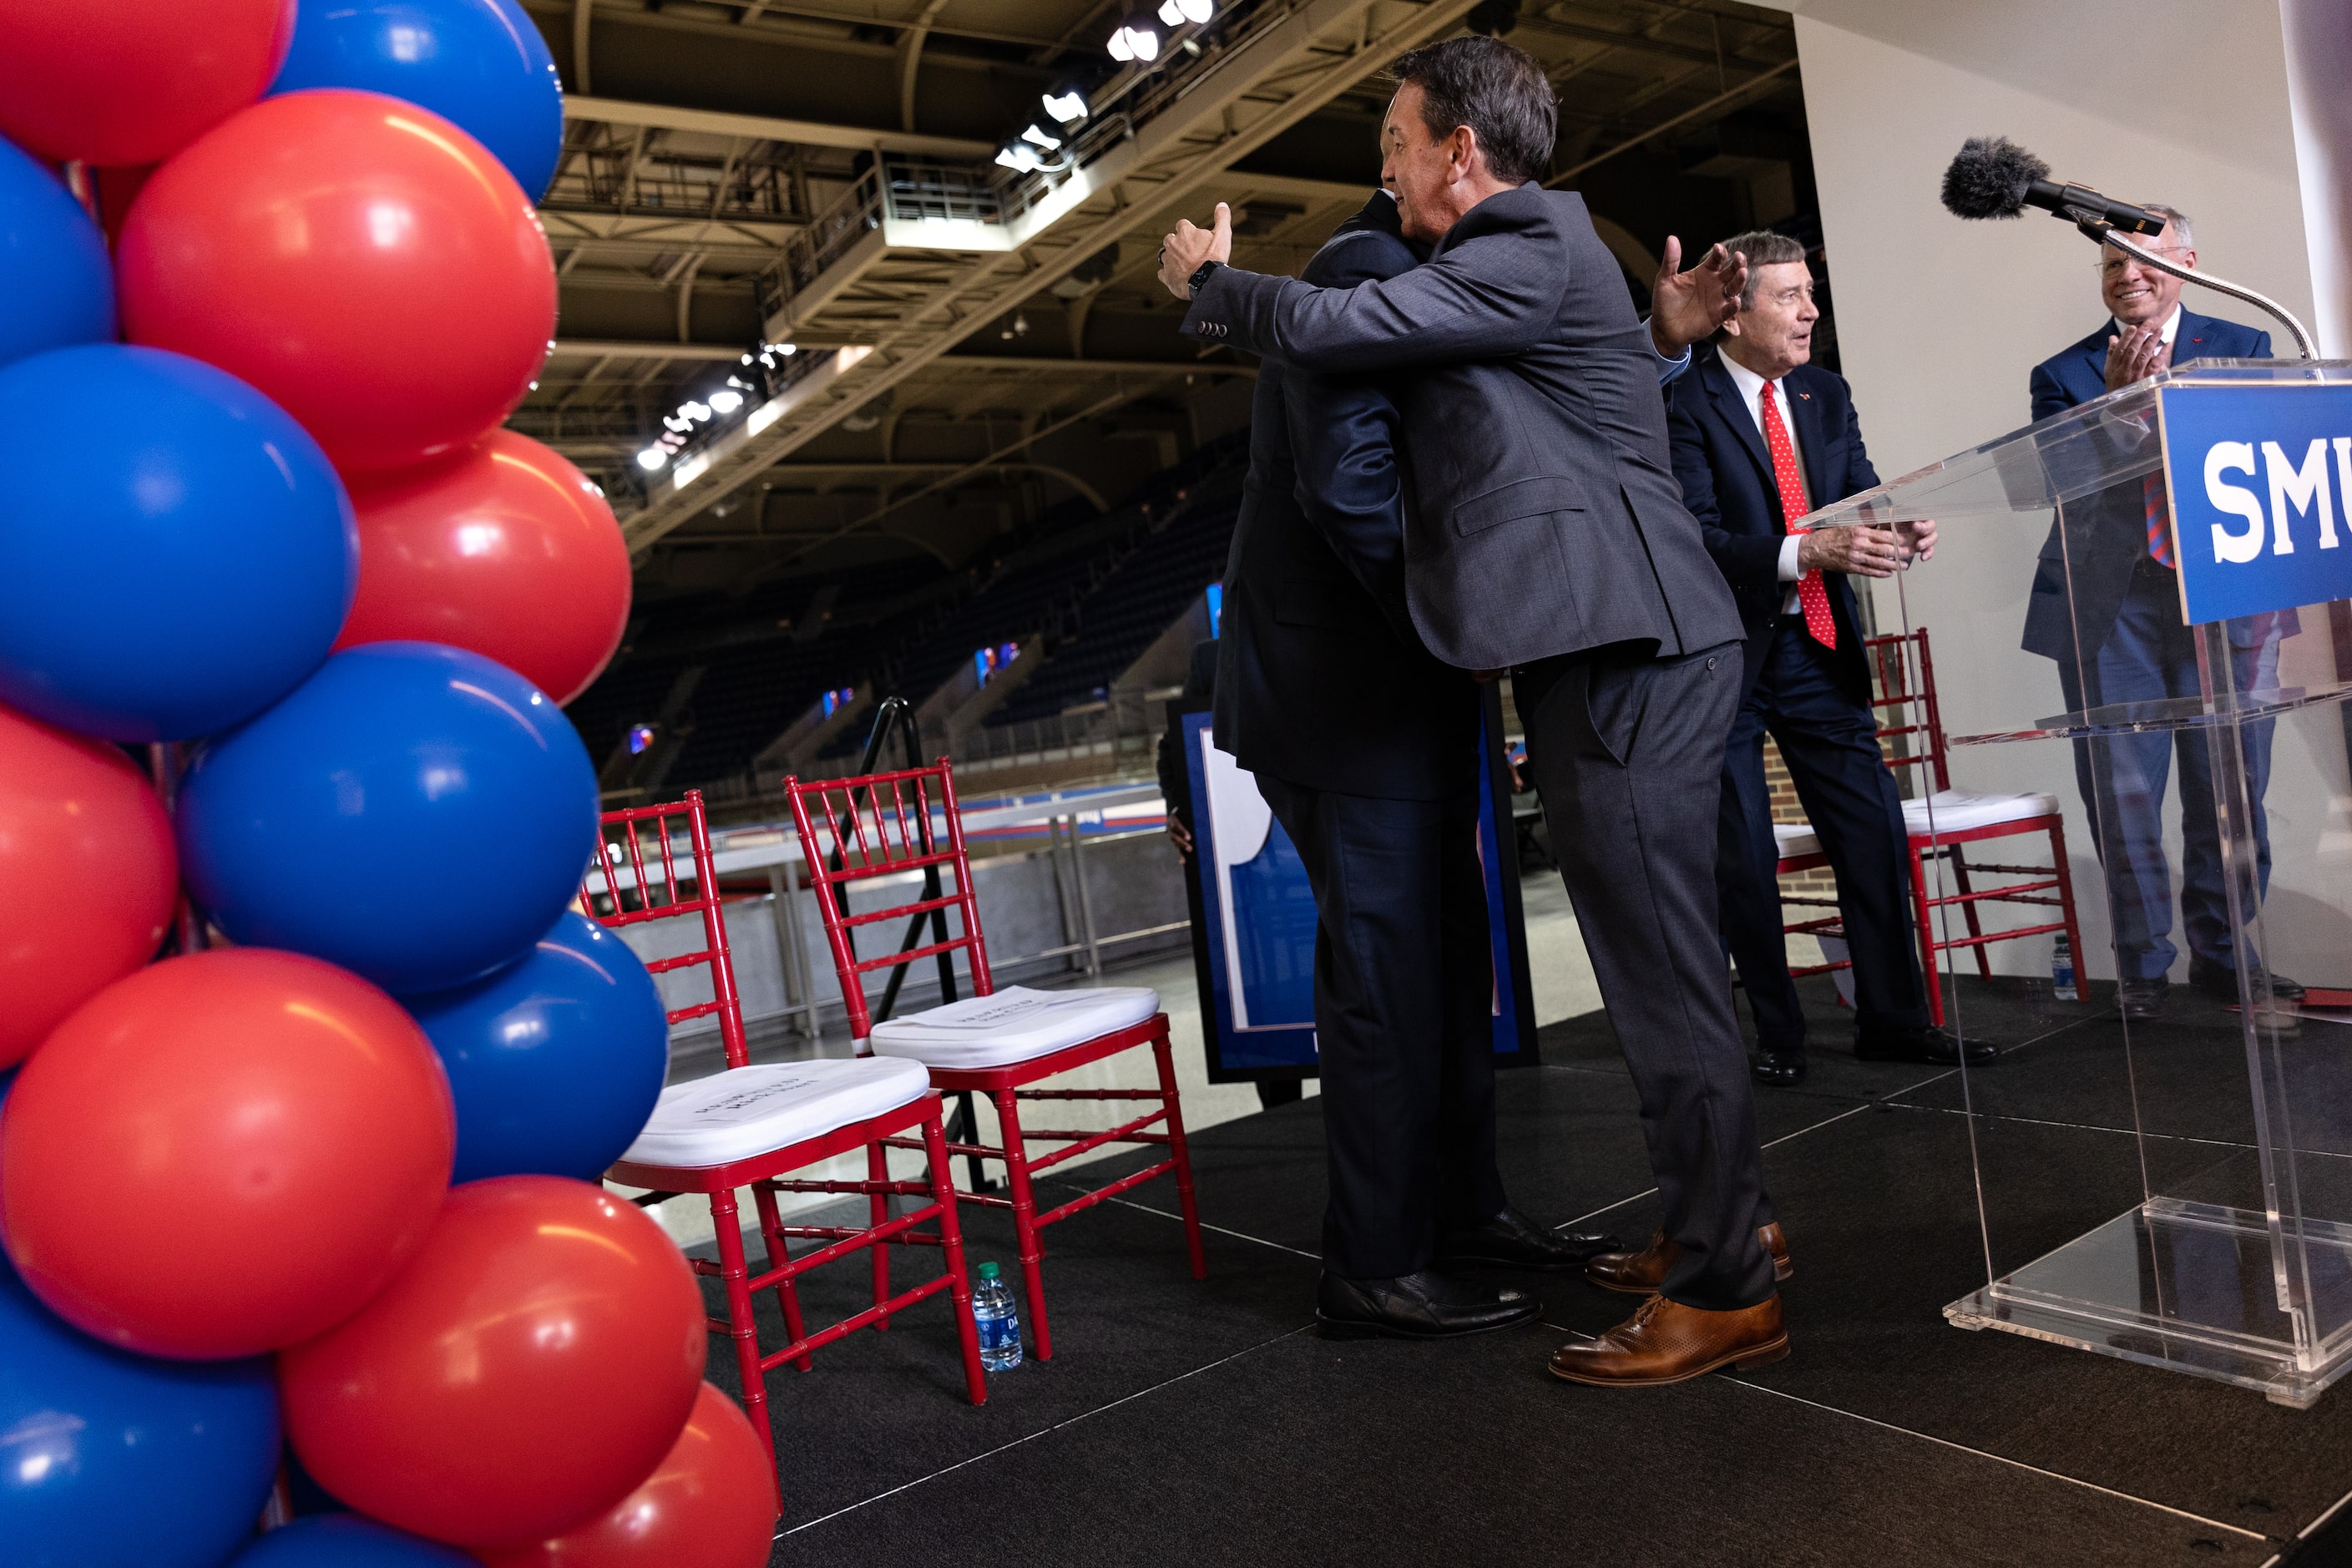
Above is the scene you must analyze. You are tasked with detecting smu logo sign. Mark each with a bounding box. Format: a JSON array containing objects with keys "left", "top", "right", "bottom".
[{"left": 2161, "top": 382, "right": 2352, "bottom": 624}]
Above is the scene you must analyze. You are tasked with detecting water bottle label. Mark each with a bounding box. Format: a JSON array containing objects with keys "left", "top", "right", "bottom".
[{"left": 976, "top": 1310, "right": 1019, "bottom": 1352}]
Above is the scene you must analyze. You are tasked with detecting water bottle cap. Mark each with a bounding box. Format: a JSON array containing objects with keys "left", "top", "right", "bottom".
[{"left": 977, "top": 1262, "right": 999, "bottom": 1280}]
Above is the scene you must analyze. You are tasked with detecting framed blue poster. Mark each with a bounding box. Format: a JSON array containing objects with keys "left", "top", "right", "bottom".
[{"left": 1179, "top": 689, "right": 1538, "bottom": 1085}]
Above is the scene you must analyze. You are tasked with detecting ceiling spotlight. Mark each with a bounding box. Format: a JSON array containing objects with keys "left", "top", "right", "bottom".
[
  {"left": 1108, "top": 18, "right": 1159, "bottom": 62},
  {"left": 1043, "top": 87, "right": 1088, "bottom": 124},
  {"left": 709, "top": 388, "right": 744, "bottom": 414},
  {"left": 1020, "top": 124, "right": 1061, "bottom": 150},
  {"left": 635, "top": 447, "right": 668, "bottom": 472},
  {"left": 994, "top": 141, "right": 1045, "bottom": 174}
]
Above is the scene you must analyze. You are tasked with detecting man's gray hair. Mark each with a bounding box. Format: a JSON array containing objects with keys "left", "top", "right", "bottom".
[
  {"left": 1718, "top": 230, "right": 1808, "bottom": 311},
  {"left": 2141, "top": 203, "right": 2193, "bottom": 248}
]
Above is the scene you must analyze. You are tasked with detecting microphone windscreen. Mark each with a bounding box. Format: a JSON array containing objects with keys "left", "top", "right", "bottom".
[{"left": 1940, "top": 135, "right": 2049, "bottom": 219}]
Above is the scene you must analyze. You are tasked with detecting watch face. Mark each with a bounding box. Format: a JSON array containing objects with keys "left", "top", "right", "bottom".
[{"left": 1191, "top": 260, "right": 1219, "bottom": 289}]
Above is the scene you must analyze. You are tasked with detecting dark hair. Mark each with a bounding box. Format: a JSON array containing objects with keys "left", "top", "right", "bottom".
[
  {"left": 1388, "top": 37, "right": 1557, "bottom": 185},
  {"left": 1717, "top": 230, "right": 1808, "bottom": 310}
]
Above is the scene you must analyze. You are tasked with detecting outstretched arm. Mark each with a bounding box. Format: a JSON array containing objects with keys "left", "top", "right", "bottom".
[{"left": 1161, "top": 200, "right": 1558, "bottom": 372}]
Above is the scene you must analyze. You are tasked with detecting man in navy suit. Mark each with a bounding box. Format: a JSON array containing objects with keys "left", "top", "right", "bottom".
[
  {"left": 2024, "top": 205, "right": 2302, "bottom": 1019},
  {"left": 1666, "top": 231, "right": 1994, "bottom": 1088}
]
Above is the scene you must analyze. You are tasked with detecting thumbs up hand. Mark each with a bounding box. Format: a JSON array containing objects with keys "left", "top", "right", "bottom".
[{"left": 1157, "top": 201, "right": 1233, "bottom": 299}]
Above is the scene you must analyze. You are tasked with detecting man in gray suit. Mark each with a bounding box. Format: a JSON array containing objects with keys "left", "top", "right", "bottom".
[{"left": 1158, "top": 35, "right": 1788, "bottom": 1385}]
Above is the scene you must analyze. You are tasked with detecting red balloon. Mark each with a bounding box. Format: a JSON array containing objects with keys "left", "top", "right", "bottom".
[
  {"left": 0, "top": 948, "right": 454, "bottom": 1358},
  {"left": 116, "top": 89, "right": 555, "bottom": 474},
  {"left": 337, "top": 431, "right": 633, "bottom": 705},
  {"left": 479, "top": 1383, "right": 780, "bottom": 1568},
  {"left": 0, "top": 0, "right": 292, "bottom": 166},
  {"left": 0, "top": 705, "right": 176, "bottom": 1070},
  {"left": 281, "top": 1176, "right": 706, "bottom": 1550}
]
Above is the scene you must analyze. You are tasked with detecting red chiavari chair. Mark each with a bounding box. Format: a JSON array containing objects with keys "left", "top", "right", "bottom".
[
  {"left": 785, "top": 759, "right": 1206, "bottom": 1363},
  {"left": 1774, "top": 628, "right": 2086, "bottom": 1026},
  {"left": 583, "top": 788, "right": 985, "bottom": 1463}
]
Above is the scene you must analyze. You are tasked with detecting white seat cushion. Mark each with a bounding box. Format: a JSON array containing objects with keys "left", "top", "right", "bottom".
[
  {"left": 867, "top": 984, "right": 1160, "bottom": 1070},
  {"left": 621, "top": 1057, "right": 930, "bottom": 1169},
  {"left": 1901, "top": 788, "right": 2061, "bottom": 836},
  {"left": 1773, "top": 822, "right": 1822, "bottom": 862},
  {"left": 1774, "top": 790, "right": 2060, "bottom": 867}
]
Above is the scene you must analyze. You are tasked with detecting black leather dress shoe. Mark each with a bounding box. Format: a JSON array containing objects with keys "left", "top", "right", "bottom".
[
  {"left": 2119, "top": 976, "right": 2170, "bottom": 1019},
  {"left": 1751, "top": 1048, "right": 1807, "bottom": 1086},
  {"left": 1854, "top": 1024, "right": 1995, "bottom": 1066},
  {"left": 1315, "top": 1269, "right": 1540, "bottom": 1340},
  {"left": 2189, "top": 957, "right": 2305, "bottom": 1003},
  {"left": 1437, "top": 1208, "right": 1621, "bottom": 1272}
]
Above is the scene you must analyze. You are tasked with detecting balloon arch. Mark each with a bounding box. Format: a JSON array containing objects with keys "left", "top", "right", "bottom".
[{"left": 0, "top": 3, "right": 780, "bottom": 1564}]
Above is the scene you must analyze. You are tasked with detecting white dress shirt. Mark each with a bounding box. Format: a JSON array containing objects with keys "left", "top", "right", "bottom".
[
  {"left": 1717, "top": 349, "right": 1811, "bottom": 611},
  {"left": 2127, "top": 303, "right": 2184, "bottom": 353}
]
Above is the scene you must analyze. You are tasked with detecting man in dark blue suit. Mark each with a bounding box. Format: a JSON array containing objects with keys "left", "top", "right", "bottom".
[
  {"left": 2024, "top": 205, "right": 2302, "bottom": 1018},
  {"left": 1212, "top": 183, "right": 1742, "bottom": 1339},
  {"left": 1667, "top": 231, "right": 1991, "bottom": 1088}
]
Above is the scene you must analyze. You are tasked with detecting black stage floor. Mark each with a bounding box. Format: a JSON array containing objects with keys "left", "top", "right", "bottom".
[{"left": 701, "top": 974, "right": 2352, "bottom": 1566}]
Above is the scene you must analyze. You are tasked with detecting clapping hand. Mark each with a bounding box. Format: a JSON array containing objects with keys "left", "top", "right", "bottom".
[
  {"left": 1650, "top": 236, "right": 1748, "bottom": 357},
  {"left": 2103, "top": 322, "right": 2170, "bottom": 392}
]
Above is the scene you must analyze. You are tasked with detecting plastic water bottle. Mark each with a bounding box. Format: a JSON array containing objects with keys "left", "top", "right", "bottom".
[
  {"left": 972, "top": 1262, "right": 1022, "bottom": 1371},
  {"left": 2051, "top": 933, "right": 2079, "bottom": 1002}
]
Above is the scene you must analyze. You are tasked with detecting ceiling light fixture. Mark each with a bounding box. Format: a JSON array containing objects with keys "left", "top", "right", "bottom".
[{"left": 1107, "top": 17, "right": 1160, "bottom": 62}]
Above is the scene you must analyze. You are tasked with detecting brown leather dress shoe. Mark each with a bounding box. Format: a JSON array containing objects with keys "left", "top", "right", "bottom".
[
  {"left": 1548, "top": 1292, "right": 1789, "bottom": 1386},
  {"left": 1586, "top": 1222, "right": 1792, "bottom": 1295}
]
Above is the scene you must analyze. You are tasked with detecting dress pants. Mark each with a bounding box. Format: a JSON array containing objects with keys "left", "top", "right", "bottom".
[
  {"left": 1515, "top": 641, "right": 1778, "bottom": 1312},
  {"left": 1718, "top": 619, "right": 1929, "bottom": 1051},
  {"left": 2055, "top": 557, "right": 2279, "bottom": 980},
  {"left": 1254, "top": 772, "right": 1505, "bottom": 1281}
]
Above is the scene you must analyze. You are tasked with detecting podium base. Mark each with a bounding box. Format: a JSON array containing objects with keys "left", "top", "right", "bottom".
[{"left": 1945, "top": 1198, "right": 2352, "bottom": 1409}]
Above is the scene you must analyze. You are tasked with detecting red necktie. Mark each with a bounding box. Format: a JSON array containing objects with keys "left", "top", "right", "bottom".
[
  {"left": 2143, "top": 476, "right": 2174, "bottom": 568},
  {"left": 1758, "top": 380, "right": 1836, "bottom": 650}
]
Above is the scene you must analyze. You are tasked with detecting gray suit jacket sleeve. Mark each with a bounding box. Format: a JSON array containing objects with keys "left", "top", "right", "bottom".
[{"left": 1180, "top": 205, "right": 1561, "bottom": 372}]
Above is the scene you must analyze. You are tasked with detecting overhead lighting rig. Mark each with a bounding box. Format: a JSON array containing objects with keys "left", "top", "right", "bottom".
[{"left": 635, "top": 341, "right": 795, "bottom": 474}]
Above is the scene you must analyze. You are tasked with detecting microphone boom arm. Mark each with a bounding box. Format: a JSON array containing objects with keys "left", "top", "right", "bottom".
[{"left": 2080, "top": 220, "right": 2315, "bottom": 359}]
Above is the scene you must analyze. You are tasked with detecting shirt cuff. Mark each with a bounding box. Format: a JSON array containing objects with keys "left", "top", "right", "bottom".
[
  {"left": 1778, "top": 534, "right": 1803, "bottom": 582},
  {"left": 1649, "top": 326, "right": 1693, "bottom": 385}
]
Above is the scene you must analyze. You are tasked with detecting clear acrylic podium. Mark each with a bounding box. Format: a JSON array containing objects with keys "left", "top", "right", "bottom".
[{"left": 1808, "top": 361, "right": 2352, "bottom": 1406}]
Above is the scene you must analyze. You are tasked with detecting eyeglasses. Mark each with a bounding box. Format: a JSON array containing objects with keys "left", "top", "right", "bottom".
[{"left": 2098, "top": 245, "right": 2188, "bottom": 276}]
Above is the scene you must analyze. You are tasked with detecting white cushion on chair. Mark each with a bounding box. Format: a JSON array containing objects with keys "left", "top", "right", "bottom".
[
  {"left": 1773, "top": 822, "right": 1822, "bottom": 862},
  {"left": 867, "top": 985, "right": 1160, "bottom": 1070},
  {"left": 1901, "top": 788, "right": 2061, "bottom": 836},
  {"left": 1773, "top": 789, "right": 2061, "bottom": 868},
  {"left": 621, "top": 1057, "right": 930, "bottom": 1169}
]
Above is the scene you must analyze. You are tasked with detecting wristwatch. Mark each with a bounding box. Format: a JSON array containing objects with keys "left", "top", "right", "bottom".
[{"left": 1187, "top": 258, "right": 1223, "bottom": 296}]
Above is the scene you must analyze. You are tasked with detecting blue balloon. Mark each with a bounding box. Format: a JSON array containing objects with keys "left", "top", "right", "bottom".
[
  {"left": 0, "top": 1254, "right": 280, "bottom": 1568},
  {"left": 178, "top": 642, "right": 599, "bottom": 994},
  {"left": 0, "top": 138, "right": 113, "bottom": 371},
  {"left": 0, "top": 346, "right": 357, "bottom": 742},
  {"left": 269, "top": 0, "right": 564, "bottom": 201},
  {"left": 232, "top": 1515, "right": 477, "bottom": 1566},
  {"left": 405, "top": 911, "right": 670, "bottom": 1181}
]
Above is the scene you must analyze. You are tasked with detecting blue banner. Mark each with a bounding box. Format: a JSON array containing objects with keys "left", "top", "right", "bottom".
[{"left": 2160, "top": 382, "right": 2352, "bottom": 624}]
